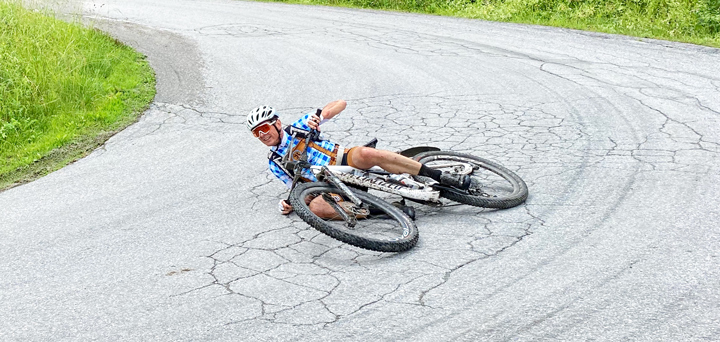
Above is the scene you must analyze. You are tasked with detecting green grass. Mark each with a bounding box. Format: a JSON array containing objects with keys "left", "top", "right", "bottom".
[
  {"left": 1, "top": 0, "right": 716, "bottom": 191},
  {"left": 263, "top": 0, "right": 720, "bottom": 48},
  {"left": 0, "top": 1, "right": 155, "bottom": 190}
]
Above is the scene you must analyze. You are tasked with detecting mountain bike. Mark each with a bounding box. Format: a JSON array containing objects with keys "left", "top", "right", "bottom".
[{"left": 285, "top": 130, "right": 528, "bottom": 253}]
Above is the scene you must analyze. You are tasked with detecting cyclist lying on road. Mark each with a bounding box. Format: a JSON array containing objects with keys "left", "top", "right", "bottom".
[{"left": 247, "top": 100, "right": 470, "bottom": 218}]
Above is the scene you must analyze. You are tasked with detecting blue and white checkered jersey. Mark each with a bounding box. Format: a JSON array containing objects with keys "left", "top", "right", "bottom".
[{"left": 268, "top": 111, "right": 341, "bottom": 188}]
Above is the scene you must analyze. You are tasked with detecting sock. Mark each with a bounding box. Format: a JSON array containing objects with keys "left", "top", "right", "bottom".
[{"left": 419, "top": 164, "right": 442, "bottom": 181}]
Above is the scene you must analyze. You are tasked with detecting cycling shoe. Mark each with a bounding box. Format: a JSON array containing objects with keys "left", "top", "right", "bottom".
[
  {"left": 392, "top": 201, "right": 416, "bottom": 221},
  {"left": 439, "top": 172, "right": 471, "bottom": 190},
  {"left": 369, "top": 202, "right": 416, "bottom": 221}
]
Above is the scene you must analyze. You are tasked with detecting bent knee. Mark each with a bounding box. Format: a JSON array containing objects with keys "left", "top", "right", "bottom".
[{"left": 349, "top": 147, "right": 382, "bottom": 168}]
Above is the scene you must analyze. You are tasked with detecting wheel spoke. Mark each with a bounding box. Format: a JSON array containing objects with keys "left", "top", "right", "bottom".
[
  {"left": 415, "top": 151, "right": 528, "bottom": 209},
  {"left": 288, "top": 182, "right": 418, "bottom": 252}
]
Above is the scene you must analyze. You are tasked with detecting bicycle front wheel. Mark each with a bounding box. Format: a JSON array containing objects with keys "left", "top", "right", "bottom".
[
  {"left": 289, "top": 182, "right": 418, "bottom": 252},
  {"left": 415, "top": 151, "right": 528, "bottom": 209}
]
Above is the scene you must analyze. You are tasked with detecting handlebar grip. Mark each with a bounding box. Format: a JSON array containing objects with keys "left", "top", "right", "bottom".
[{"left": 309, "top": 109, "right": 321, "bottom": 140}]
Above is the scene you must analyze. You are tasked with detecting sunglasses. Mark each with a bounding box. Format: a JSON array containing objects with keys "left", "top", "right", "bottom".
[{"left": 252, "top": 120, "right": 276, "bottom": 138}]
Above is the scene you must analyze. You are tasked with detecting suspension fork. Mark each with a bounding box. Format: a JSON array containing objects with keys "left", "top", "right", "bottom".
[
  {"left": 286, "top": 129, "right": 320, "bottom": 201},
  {"left": 321, "top": 193, "right": 357, "bottom": 228},
  {"left": 282, "top": 118, "right": 365, "bottom": 224},
  {"left": 320, "top": 166, "right": 363, "bottom": 207}
]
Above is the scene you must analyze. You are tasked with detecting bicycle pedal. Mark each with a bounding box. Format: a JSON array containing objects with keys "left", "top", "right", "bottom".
[
  {"left": 339, "top": 202, "right": 369, "bottom": 218},
  {"left": 392, "top": 201, "right": 416, "bottom": 221}
]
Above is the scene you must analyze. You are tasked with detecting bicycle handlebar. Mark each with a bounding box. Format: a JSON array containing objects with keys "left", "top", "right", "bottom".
[{"left": 285, "top": 110, "right": 323, "bottom": 195}]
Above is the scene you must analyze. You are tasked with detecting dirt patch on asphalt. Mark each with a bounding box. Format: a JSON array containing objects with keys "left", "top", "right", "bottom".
[{"left": 91, "top": 19, "right": 206, "bottom": 106}]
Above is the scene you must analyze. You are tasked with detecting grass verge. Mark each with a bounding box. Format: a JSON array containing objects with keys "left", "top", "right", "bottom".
[
  {"left": 0, "top": 1, "right": 156, "bottom": 191},
  {"left": 261, "top": 0, "right": 720, "bottom": 48}
]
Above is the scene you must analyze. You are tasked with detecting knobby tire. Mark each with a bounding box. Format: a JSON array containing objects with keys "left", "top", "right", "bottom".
[
  {"left": 414, "top": 151, "right": 528, "bottom": 209},
  {"left": 289, "top": 182, "right": 418, "bottom": 252}
]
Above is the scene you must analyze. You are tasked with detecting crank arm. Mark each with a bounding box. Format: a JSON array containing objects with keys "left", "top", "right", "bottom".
[
  {"left": 321, "top": 166, "right": 363, "bottom": 207},
  {"left": 321, "top": 193, "right": 357, "bottom": 228}
]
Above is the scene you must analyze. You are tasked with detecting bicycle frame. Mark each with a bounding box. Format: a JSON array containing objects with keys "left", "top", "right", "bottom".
[
  {"left": 310, "top": 165, "right": 442, "bottom": 202},
  {"left": 281, "top": 123, "right": 471, "bottom": 205}
]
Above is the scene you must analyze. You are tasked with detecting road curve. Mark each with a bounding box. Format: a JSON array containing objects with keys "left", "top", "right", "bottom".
[{"left": 2, "top": 0, "right": 719, "bottom": 340}]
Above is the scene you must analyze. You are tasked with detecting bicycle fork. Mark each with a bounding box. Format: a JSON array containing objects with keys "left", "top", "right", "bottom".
[{"left": 320, "top": 166, "right": 365, "bottom": 228}]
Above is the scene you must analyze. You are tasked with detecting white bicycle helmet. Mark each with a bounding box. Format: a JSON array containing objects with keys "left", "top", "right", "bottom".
[{"left": 247, "top": 106, "right": 278, "bottom": 131}]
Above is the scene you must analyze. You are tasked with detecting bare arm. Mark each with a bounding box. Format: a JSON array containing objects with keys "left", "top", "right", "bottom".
[
  {"left": 320, "top": 100, "right": 346, "bottom": 121},
  {"left": 309, "top": 99, "right": 347, "bottom": 130}
]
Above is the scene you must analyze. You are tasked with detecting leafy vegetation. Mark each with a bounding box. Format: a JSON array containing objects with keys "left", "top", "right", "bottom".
[
  {"left": 0, "top": 1, "right": 155, "bottom": 190},
  {"left": 1, "top": 0, "right": 716, "bottom": 190},
  {"left": 265, "top": 0, "right": 720, "bottom": 47}
]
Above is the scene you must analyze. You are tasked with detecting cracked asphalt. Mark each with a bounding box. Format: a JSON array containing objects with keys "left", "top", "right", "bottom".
[{"left": 2, "top": 0, "right": 720, "bottom": 340}]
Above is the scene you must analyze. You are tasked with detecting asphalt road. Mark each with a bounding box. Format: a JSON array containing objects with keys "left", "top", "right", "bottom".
[{"left": 2, "top": 0, "right": 720, "bottom": 340}]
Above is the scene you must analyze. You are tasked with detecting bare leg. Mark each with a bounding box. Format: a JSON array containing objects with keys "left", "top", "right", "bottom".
[
  {"left": 346, "top": 147, "right": 422, "bottom": 175},
  {"left": 346, "top": 146, "right": 469, "bottom": 189},
  {"left": 308, "top": 195, "right": 343, "bottom": 219}
]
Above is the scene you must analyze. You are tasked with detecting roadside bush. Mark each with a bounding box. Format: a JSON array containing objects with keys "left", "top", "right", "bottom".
[
  {"left": 0, "top": 1, "right": 154, "bottom": 188},
  {"left": 695, "top": 0, "right": 720, "bottom": 33},
  {"left": 270, "top": 0, "right": 720, "bottom": 46}
]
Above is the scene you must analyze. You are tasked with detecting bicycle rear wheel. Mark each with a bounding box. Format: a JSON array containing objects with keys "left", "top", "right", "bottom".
[
  {"left": 414, "top": 151, "right": 528, "bottom": 209},
  {"left": 289, "top": 182, "right": 418, "bottom": 252}
]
